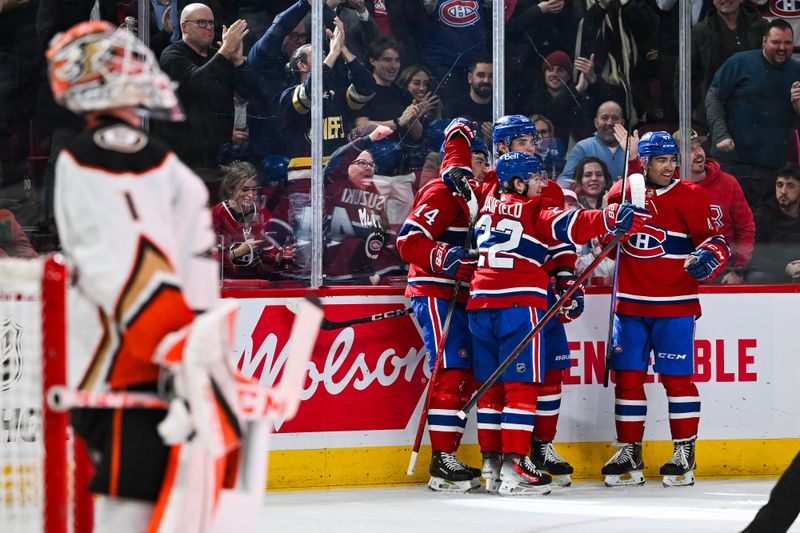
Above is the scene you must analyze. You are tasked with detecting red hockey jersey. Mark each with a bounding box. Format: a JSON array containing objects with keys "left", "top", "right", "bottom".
[
  {"left": 481, "top": 167, "right": 575, "bottom": 275},
  {"left": 398, "top": 132, "right": 481, "bottom": 302},
  {"left": 468, "top": 192, "right": 610, "bottom": 310},
  {"left": 607, "top": 177, "right": 725, "bottom": 317}
]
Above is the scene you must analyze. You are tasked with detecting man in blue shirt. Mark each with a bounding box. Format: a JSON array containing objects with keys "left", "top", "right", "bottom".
[{"left": 706, "top": 18, "right": 800, "bottom": 209}]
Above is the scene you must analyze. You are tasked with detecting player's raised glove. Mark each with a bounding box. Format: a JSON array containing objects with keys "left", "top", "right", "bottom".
[
  {"left": 604, "top": 203, "right": 650, "bottom": 237},
  {"left": 444, "top": 117, "right": 477, "bottom": 144},
  {"left": 431, "top": 242, "right": 477, "bottom": 282},
  {"left": 555, "top": 275, "right": 584, "bottom": 324}
]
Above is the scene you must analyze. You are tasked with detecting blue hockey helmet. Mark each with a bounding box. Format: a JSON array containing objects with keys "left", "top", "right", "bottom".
[
  {"left": 259, "top": 154, "right": 289, "bottom": 185},
  {"left": 470, "top": 136, "right": 489, "bottom": 158},
  {"left": 369, "top": 138, "right": 404, "bottom": 175},
  {"left": 638, "top": 131, "right": 678, "bottom": 165},
  {"left": 495, "top": 151, "right": 542, "bottom": 192},
  {"left": 492, "top": 115, "right": 536, "bottom": 150}
]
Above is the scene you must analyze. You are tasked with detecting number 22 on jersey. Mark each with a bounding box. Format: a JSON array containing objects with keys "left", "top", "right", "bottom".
[{"left": 475, "top": 214, "right": 524, "bottom": 269}]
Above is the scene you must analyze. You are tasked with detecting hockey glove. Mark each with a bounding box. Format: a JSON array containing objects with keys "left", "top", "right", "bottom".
[
  {"left": 684, "top": 238, "right": 729, "bottom": 281},
  {"left": 431, "top": 242, "right": 477, "bottom": 281},
  {"left": 555, "top": 275, "right": 585, "bottom": 324},
  {"left": 604, "top": 203, "right": 650, "bottom": 237},
  {"left": 444, "top": 117, "right": 477, "bottom": 144}
]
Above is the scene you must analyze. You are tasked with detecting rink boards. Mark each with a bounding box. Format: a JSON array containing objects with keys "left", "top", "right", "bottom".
[{"left": 226, "top": 286, "right": 800, "bottom": 489}]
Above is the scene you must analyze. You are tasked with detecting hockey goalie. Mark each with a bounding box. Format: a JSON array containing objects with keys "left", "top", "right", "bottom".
[{"left": 47, "top": 21, "right": 320, "bottom": 532}]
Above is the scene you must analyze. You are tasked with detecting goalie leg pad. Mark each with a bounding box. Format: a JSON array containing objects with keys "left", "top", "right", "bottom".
[{"left": 94, "top": 495, "right": 154, "bottom": 533}]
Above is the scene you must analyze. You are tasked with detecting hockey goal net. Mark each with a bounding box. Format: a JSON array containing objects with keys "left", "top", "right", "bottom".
[{"left": 0, "top": 256, "right": 92, "bottom": 533}]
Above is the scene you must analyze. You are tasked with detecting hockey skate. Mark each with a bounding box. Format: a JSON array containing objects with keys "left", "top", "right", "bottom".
[
  {"left": 428, "top": 451, "right": 481, "bottom": 493},
  {"left": 498, "top": 454, "right": 552, "bottom": 496},
  {"left": 660, "top": 437, "right": 697, "bottom": 487},
  {"left": 531, "top": 439, "right": 574, "bottom": 487},
  {"left": 481, "top": 452, "right": 502, "bottom": 494},
  {"left": 602, "top": 442, "right": 645, "bottom": 487}
]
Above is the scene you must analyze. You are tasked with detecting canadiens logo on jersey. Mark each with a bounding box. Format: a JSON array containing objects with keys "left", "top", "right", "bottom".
[
  {"left": 1, "top": 317, "right": 24, "bottom": 392},
  {"left": 439, "top": 0, "right": 480, "bottom": 27},
  {"left": 767, "top": 1, "right": 800, "bottom": 18},
  {"left": 622, "top": 225, "right": 668, "bottom": 259}
]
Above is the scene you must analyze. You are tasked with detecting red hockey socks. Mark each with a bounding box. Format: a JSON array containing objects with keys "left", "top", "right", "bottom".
[
  {"left": 661, "top": 374, "right": 700, "bottom": 440},
  {"left": 428, "top": 368, "right": 470, "bottom": 453},
  {"left": 613, "top": 370, "right": 648, "bottom": 443},
  {"left": 476, "top": 382, "right": 504, "bottom": 454},
  {"left": 501, "top": 381, "right": 537, "bottom": 456},
  {"left": 533, "top": 369, "right": 563, "bottom": 442}
]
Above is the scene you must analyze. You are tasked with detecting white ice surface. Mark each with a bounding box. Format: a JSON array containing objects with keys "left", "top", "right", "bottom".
[{"left": 262, "top": 479, "right": 799, "bottom": 532}]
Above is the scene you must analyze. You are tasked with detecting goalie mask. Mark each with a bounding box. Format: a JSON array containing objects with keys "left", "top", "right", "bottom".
[{"left": 46, "top": 21, "right": 183, "bottom": 121}]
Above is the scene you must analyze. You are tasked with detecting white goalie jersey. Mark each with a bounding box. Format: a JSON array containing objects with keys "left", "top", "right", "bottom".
[{"left": 54, "top": 119, "right": 219, "bottom": 393}]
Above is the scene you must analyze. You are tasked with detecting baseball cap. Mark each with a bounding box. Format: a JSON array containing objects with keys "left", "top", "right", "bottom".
[{"left": 672, "top": 129, "right": 707, "bottom": 144}]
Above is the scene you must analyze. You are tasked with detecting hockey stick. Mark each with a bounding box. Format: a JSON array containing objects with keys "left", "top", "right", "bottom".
[
  {"left": 406, "top": 167, "right": 479, "bottom": 476},
  {"left": 285, "top": 300, "right": 414, "bottom": 330},
  {"left": 603, "top": 73, "right": 635, "bottom": 388},
  {"left": 602, "top": 172, "right": 646, "bottom": 387},
  {"left": 457, "top": 231, "right": 626, "bottom": 420}
]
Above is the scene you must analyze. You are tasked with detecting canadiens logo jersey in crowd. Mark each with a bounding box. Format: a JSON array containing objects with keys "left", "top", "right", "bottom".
[{"left": 424, "top": 0, "right": 486, "bottom": 68}]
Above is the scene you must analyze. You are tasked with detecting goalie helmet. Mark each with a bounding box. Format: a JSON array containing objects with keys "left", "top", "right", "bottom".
[
  {"left": 638, "top": 131, "right": 678, "bottom": 165},
  {"left": 46, "top": 21, "right": 183, "bottom": 121},
  {"left": 492, "top": 115, "right": 537, "bottom": 150},
  {"left": 495, "top": 151, "right": 542, "bottom": 192}
]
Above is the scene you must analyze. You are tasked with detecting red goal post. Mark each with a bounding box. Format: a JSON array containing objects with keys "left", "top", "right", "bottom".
[{"left": 0, "top": 255, "right": 92, "bottom": 533}]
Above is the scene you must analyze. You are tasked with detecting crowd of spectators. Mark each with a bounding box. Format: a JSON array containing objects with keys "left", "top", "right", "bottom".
[{"left": 2, "top": 0, "right": 800, "bottom": 286}]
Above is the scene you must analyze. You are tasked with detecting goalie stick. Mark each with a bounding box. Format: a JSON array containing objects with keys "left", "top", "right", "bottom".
[
  {"left": 458, "top": 231, "right": 626, "bottom": 420},
  {"left": 407, "top": 167, "right": 479, "bottom": 476}
]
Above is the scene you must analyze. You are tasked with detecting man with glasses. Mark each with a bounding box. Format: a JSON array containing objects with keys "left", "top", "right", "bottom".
[{"left": 158, "top": 3, "right": 250, "bottom": 201}]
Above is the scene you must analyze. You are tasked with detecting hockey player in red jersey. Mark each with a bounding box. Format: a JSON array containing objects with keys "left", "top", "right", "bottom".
[
  {"left": 397, "top": 117, "right": 483, "bottom": 492},
  {"left": 601, "top": 131, "right": 730, "bottom": 488},
  {"left": 469, "top": 151, "right": 649, "bottom": 495},
  {"left": 489, "top": 115, "right": 578, "bottom": 485}
]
